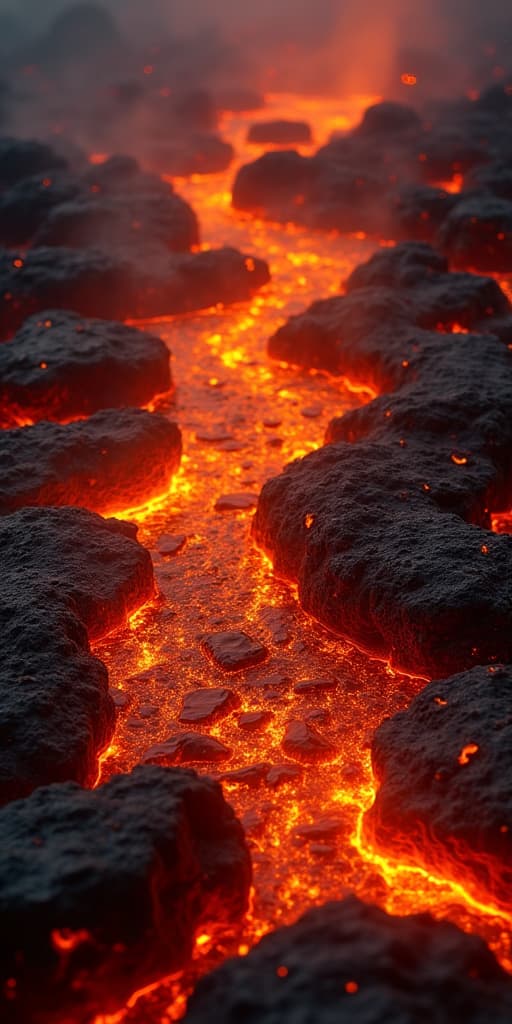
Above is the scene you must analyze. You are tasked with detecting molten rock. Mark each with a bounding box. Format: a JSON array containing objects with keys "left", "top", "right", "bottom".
[
  {"left": 366, "top": 664, "right": 512, "bottom": 909},
  {"left": 0, "top": 310, "right": 171, "bottom": 425},
  {"left": 0, "top": 246, "right": 270, "bottom": 335},
  {"left": 0, "top": 766, "right": 251, "bottom": 1022},
  {"left": 184, "top": 896, "right": 512, "bottom": 1024},
  {"left": 0, "top": 408, "right": 181, "bottom": 516},
  {"left": 0, "top": 506, "right": 153, "bottom": 803}
]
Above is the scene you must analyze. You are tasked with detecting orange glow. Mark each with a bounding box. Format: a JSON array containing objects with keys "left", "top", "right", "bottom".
[
  {"left": 400, "top": 73, "right": 417, "bottom": 86},
  {"left": 458, "top": 742, "right": 479, "bottom": 765},
  {"left": 84, "top": 94, "right": 512, "bottom": 1022},
  {"left": 88, "top": 152, "right": 109, "bottom": 165},
  {"left": 450, "top": 453, "right": 468, "bottom": 465},
  {"left": 12, "top": 258, "right": 24, "bottom": 269},
  {"left": 51, "top": 928, "right": 91, "bottom": 952},
  {"left": 438, "top": 173, "right": 464, "bottom": 194}
]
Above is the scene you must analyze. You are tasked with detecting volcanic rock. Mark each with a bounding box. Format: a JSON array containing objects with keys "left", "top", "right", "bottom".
[
  {"left": 464, "top": 159, "right": 512, "bottom": 200},
  {"left": 294, "top": 677, "right": 338, "bottom": 694},
  {"left": 142, "top": 731, "right": 232, "bottom": 766},
  {"left": 238, "top": 711, "right": 273, "bottom": 731},
  {"left": 183, "top": 896, "right": 512, "bottom": 1024},
  {"left": 355, "top": 101, "right": 422, "bottom": 138},
  {"left": 148, "top": 134, "right": 234, "bottom": 177},
  {"left": 0, "top": 506, "right": 153, "bottom": 803},
  {"left": 0, "top": 408, "right": 181, "bottom": 516},
  {"left": 0, "top": 136, "right": 68, "bottom": 188},
  {"left": 232, "top": 150, "right": 319, "bottom": 215},
  {"left": 390, "top": 183, "right": 461, "bottom": 241},
  {"left": 0, "top": 310, "right": 171, "bottom": 425},
  {"left": 0, "top": 174, "right": 83, "bottom": 247},
  {"left": 281, "top": 720, "right": 336, "bottom": 763},
  {"left": 255, "top": 248, "right": 512, "bottom": 677},
  {"left": 215, "top": 491, "right": 258, "bottom": 511},
  {"left": 179, "top": 688, "right": 238, "bottom": 724},
  {"left": 202, "top": 631, "right": 269, "bottom": 671},
  {"left": 219, "top": 763, "right": 270, "bottom": 787},
  {"left": 366, "top": 663, "right": 512, "bottom": 909},
  {"left": 157, "top": 533, "right": 187, "bottom": 556},
  {"left": 0, "top": 765, "right": 251, "bottom": 1022},
  {"left": 34, "top": 191, "right": 199, "bottom": 253},
  {"left": 247, "top": 120, "right": 312, "bottom": 145},
  {"left": 438, "top": 194, "right": 512, "bottom": 272},
  {"left": 266, "top": 764, "right": 303, "bottom": 787},
  {"left": 0, "top": 245, "right": 270, "bottom": 335}
]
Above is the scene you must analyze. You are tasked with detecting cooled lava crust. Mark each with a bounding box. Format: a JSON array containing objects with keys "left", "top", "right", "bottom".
[
  {"left": 232, "top": 86, "right": 512, "bottom": 270},
  {"left": 366, "top": 663, "right": 512, "bottom": 909},
  {"left": 184, "top": 895, "right": 512, "bottom": 1023},
  {"left": 0, "top": 766, "right": 251, "bottom": 1023},
  {"left": 0, "top": 408, "right": 182, "bottom": 515},
  {"left": 0, "top": 506, "right": 154, "bottom": 803},
  {"left": 0, "top": 310, "right": 171, "bottom": 425},
  {"left": 253, "top": 243, "right": 512, "bottom": 677}
]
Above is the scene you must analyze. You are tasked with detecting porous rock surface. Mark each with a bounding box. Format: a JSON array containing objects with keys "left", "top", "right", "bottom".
[
  {"left": 0, "top": 506, "right": 154, "bottom": 803},
  {"left": 366, "top": 664, "right": 512, "bottom": 909},
  {"left": 0, "top": 309, "right": 171, "bottom": 424},
  {"left": 0, "top": 407, "right": 182, "bottom": 515},
  {"left": 0, "top": 765, "right": 251, "bottom": 1022},
  {"left": 254, "top": 244, "right": 512, "bottom": 677},
  {"left": 0, "top": 245, "right": 270, "bottom": 335},
  {"left": 184, "top": 895, "right": 512, "bottom": 1024}
]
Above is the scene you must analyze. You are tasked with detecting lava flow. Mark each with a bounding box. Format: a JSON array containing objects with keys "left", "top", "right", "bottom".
[{"left": 92, "top": 94, "right": 512, "bottom": 1023}]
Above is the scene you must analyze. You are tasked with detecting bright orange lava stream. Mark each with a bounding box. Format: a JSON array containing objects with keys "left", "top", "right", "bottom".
[{"left": 91, "top": 94, "right": 512, "bottom": 1023}]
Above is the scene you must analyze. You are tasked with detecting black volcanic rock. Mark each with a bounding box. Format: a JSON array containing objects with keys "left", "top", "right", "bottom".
[
  {"left": 184, "top": 896, "right": 512, "bottom": 1024},
  {"left": 354, "top": 100, "right": 422, "bottom": 138},
  {"left": 0, "top": 506, "right": 154, "bottom": 803},
  {"left": 34, "top": 191, "right": 199, "bottom": 253},
  {"left": 202, "top": 631, "right": 268, "bottom": 671},
  {"left": 0, "top": 310, "right": 171, "bottom": 425},
  {"left": 254, "top": 249, "right": 512, "bottom": 677},
  {"left": 232, "top": 150, "right": 318, "bottom": 214},
  {"left": 438, "top": 194, "right": 512, "bottom": 272},
  {"left": 390, "top": 183, "right": 461, "bottom": 242},
  {"left": 366, "top": 664, "right": 512, "bottom": 909},
  {"left": 464, "top": 159, "right": 512, "bottom": 201},
  {"left": 0, "top": 766, "right": 251, "bottom": 1023},
  {"left": 247, "top": 120, "right": 312, "bottom": 145},
  {"left": 148, "top": 134, "right": 234, "bottom": 177},
  {"left": 0, "top": 245, "right": 270, "bottom": 335},
  {"left": 0, "top": 408, "right": 181, "bottom": 515},
  {"left": 0, "top": 136, "right": 68, "bottom": 188},
  {"left": 0, "top": 174, "right": 83, "bottom": 247}
]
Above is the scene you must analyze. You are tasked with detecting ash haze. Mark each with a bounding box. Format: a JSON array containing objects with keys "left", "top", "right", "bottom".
[{"left": 0, "top": 0, "right": 510, "bottom": 96}]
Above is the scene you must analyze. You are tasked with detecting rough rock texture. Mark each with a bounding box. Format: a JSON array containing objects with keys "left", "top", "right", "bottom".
[
  {"left": 366, "top": 664, "right": 512, "bottom": 909},
  {"left": 0, "top": 245, "right": 270, "bottom": 335},
  {"left": 142, "top": 732, "right": 232, "bottom": 765},
  {"left": 33, "top": 191, "right": 199, "bottom": 253},
  {"left": 180, "top": 688, "right": 238, "bottom": 724},
  {"left": 439, "top": 194, "right": 512, "bottom": 272},
  {"left": 0, "top": 310, "right": 171, "bottom": 425},
  {"left": 202, "top": 631, "right": 269, "bottom": 671},
  {"left": 0, "top": 174, "right": 83, "bottom": 247},
  {"left": 0, "top": 766, "right": 251, "bottom": 1022},
  {"left": 254, "top": 244, "right": 512, "bottom": 677},
  {"left": 0, "top": 408, "right": 182, "bottom": 516},
  {"left": 282, "top": 720, "right": 336, "bottom": 763},
  {"left": 231, "top": 89, "right": 512, "bottom": 247},
  {"left": 184, "top": 895, "right": 512, "bottom": 1024},
  {"left": 247, "top": 120, "right": 312, "bottom": 145},
  {"left": 0, "top": 506, "right": 154, "bottom": 803},
  {"left": 0, "top": 136, "right": 68, "bottom": 188}
]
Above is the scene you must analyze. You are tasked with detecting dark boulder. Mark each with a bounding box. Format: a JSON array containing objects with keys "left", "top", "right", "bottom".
[
  {"left": 0, "top": 310, "right": 171, "bottom": 425},
  {"left": 247, "top": 120, "right": 312, "bottom": 145},
  {"left": 0, "top": 408, "right": 182, "bottom": 516},
  {"left": 0, "top": 766, "right": 251, "bottom": 1022},
  {"left": 439, "top": 194, "right": 512, "bottom": 272},
  {"left": 184, "top": 896, "right": 512, "bottom": 1024},
  {"left": 0, "top": 137, "right": 68, "bottom": 188}
]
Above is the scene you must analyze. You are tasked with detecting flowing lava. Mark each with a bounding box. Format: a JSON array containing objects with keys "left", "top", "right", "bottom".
[{"left": 91, "top": 94, "right": 512, "bottom": 1023}]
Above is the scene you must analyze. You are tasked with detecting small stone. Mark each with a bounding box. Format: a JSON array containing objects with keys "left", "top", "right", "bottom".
[
  {"left": 180, "top": 688, "right": 237, "bottom": 724},
  {"left": 195, "top": 428, "right": 233, "bottom": 444},
  {"left": 238, "top": 711, "right": 273, "bottom": 731},
  {"left": 109, "top": 687, "right": 131, "bottom": 709},
  {"left": 309, "top": 843, "right": 336, "bottom": 858},
  {"left": 215, "top": 492, "right": 258, "bottom": 511},
  {"left": 219, "top": 763, "right": 270, "bottom": 787},
  {"left": 301, "top": 404, "right": 323, "bottom": 418},
  {"left": 266, "top": 436, "right": 284, "bottom": 448},
  {"left": 245, "top": 672, "right": 291, "bottom": 690},
  {"left": 266, "top": 764, "right": 303, "bottom": 788},
  {"left": 293, "top": 817, "right": 347, "bottom": 841},
  {"left": 220, "top": 440, "right": 246, "bottom": 451},
  {"left": 282, "top": 720, "right": 336, "bottom": 764},
  {"left": 305, "top": 709, "right": 330, "bottom": 726},
  {"left": 294, "top": 677, "right": 338, "bottom": 694},
  {"left": 202, "top": 631, "right": 268, "bottom": 671},
  {"left": 157, "top": 534, "right": 187, "bottom": 556},
  {"left": 142, "top": 732, "right": 231, "bottom": 765},
  {"left": 263, "top": 417, "right": 282, "bottom": 428},
  {"left": 138, "top": 705, "right": 158, "bottom": 719}
]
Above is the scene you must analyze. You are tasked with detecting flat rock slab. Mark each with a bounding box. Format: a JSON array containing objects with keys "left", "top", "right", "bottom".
[
  {"left": 247, "top": 120, "right": 312, "bottom": 145},
  {"left": 142, "top": 731, "right": 232, "bottom": 766},
  {"left": 202, "top": 631, "right": 268, "bottom": 671},
  {"left": 0, "top": 506, "right": 153, "bottom": 803},
  {"left": 183, "top": 896, "right": 512, "bottom": 1024},
  {"left": 282, "top": 720, "right": 336, "bottom": 764},
  {"left": 294, "top": 677, "right": 338, "bottom": 694},
  {"left": 0, "top": 310, "right": 171, "bottom": 425},
  {"left": 215, "top": 491, "right": 258, "bottom": 511},
  {"left": 366, "top": 664, "right": 512, "bottom": 909},
  {"left": 179, "top": 687, "right": 238, "bottom": 724},
  {"left": 0, "top": 246, "right": 270, "bottom": 335},
  {"left": 157, "top": 533, "right": 187, "bottom": 556},
  {"left": 0, "top": 407, "right": 181, "bottom": 516},
  {"left": 254, "top": 243, "right": 512, "bottom": 678},
  {"left": 0, "top": 765, "right": 251, "bottom": 1022},
  {"left": 238, "top": 711, "right": 273, "bottom": 731}
]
